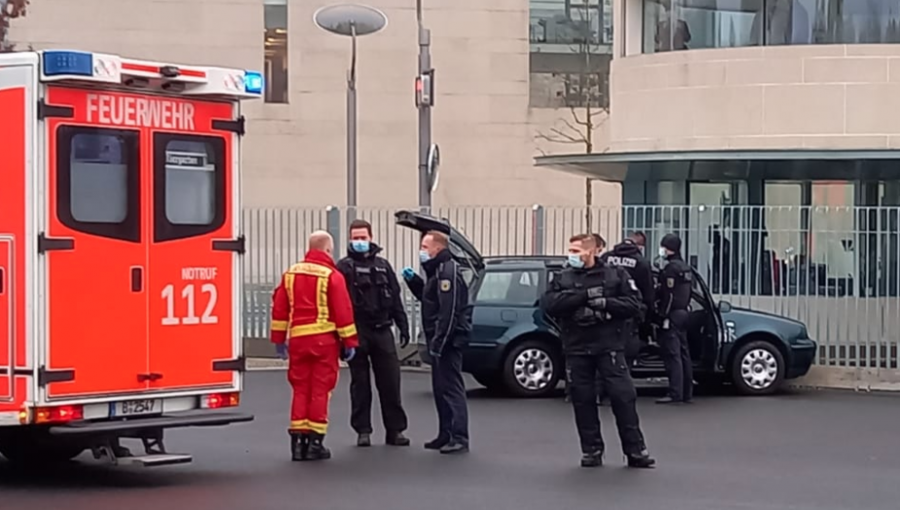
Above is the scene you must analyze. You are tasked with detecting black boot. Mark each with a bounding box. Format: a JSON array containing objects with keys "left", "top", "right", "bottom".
[
  {"left": 357, "top": 433, "right": 372, "bottom": 447},
  {"left": 306, "top": 433, "right": 332, "bottom": 461},
  {"left": 424, "top": 435, "right": 450, "bottom": 450},
  {"left": 626, "top": 450, "right": 656, "bottom": 469},
  {"left": 291, "top": 433, "right": 309, "bottom": 462},
  {"left": 386, "top": 432, "right": 411, "bottom": 446},
  {"left": 580, "top": 450, "right": 603, "bottom": 468}
]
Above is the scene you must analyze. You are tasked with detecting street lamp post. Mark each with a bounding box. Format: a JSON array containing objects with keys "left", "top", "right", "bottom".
[
  {"left": 415, "top": 0, "right": 435, "bottom": 210},
  {"left": 313, "top": 4, "right": 388, "bottom": 209}
]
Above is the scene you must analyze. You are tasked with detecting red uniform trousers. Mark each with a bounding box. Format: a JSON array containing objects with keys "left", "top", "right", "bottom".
[{"left": 287, "top": 333, "right": 341, "bottom": 435}]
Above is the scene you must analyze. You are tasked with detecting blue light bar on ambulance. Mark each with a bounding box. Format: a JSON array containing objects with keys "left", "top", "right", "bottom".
[
  {"left": 43, "top": 50, "right": 94, "bottom": 77},
  {"left": 244, "top": 71, "right": 264, "bottom": 95}
]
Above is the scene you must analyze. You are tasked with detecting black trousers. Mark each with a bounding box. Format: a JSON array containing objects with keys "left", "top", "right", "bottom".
[
  {"left": 349, "top": 327, "right": 408, "bottom": 435},
  {"left": 660, "top": 311, "right": 693, "bottom": 402},
  {"left": 567, "top": 351, "right": 646, "bottom": 455},
  {"left": 431, "top": 344, "right": 469, "bottom": 445}
]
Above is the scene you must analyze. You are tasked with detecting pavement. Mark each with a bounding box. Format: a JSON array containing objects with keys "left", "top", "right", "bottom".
[{"left": 3, "top": 371, "right": 900, "bottom": 510}]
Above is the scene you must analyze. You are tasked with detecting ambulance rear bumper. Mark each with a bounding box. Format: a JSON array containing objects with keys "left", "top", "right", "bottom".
[{"left": 46, "top": 411, "right": 254, "bottom": 437}]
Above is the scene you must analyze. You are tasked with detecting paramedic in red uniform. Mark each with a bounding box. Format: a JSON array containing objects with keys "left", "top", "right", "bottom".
[{"left": 270, "top": 231, "right": 359, "bottom": 462}]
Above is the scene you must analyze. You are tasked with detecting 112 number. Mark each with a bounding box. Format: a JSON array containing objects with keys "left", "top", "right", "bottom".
[{"left": 161, "top": 283, "right": 218, "bottom": 325}]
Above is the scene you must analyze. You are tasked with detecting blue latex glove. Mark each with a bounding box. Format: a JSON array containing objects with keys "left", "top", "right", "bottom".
[
  {"left": 341, "top": 347, "right": 356, "bottom": 362},
  {"left": 276, "top": 343, "right": 288, "bottom": 360},
  {"left": 401, "top": 267, "right": 416, "bottom": 281}
]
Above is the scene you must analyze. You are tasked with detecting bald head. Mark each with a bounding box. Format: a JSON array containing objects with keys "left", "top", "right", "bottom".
[{"left": 308, "top": 230, "right": 334, "bottom": 255}]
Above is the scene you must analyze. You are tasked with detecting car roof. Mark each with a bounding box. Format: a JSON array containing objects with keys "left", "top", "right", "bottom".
[{"left": 483, "top": 256, "right": 565, "bottom": 270}]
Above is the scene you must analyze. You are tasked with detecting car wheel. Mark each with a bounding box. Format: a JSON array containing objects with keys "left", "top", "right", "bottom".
[
  {"left": 730, "top": 340, "right": 785, "bottom": 396},
  {"left": 502, "top": 339, "right": 561, "bottom": 398}
]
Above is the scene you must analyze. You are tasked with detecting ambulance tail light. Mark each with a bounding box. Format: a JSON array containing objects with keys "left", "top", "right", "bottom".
[
  {"left": 29, "top": 405, "right": 85, "bottom": 425},
  {"left": 43, "top": 50, "right": 94, "bottom": 77},
  {"left": 202, "top": 392, "right": 240, "bottom": 409}
]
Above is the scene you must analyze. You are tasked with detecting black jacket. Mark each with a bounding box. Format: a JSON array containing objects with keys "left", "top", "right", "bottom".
[
  {"left": 600, "top": 240, "right": 654, "bottom": 315},
  {"left": 656, "top": 254, "right": 692, "bottom": 319},
  {"left": 337, "top": 243, "right": 410, "bottom": 340},
  {"left": 405, "top": 249, "right": 472, "bottom": 356},
  {"left": 541, "top": 259, "right": 643, "bottom": 355}
]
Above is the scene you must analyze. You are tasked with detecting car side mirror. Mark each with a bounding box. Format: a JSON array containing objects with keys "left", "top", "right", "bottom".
[{"left": 718, "top": 300, "right": 732, "bottom": 314}]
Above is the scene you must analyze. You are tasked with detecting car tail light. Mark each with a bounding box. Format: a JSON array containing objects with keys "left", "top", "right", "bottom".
[
  {"left": 31, "top": 405, "right": 84, "bottom": 424},
  {"left": 202, "top": 392, "right": 240, "bottom": 409}
]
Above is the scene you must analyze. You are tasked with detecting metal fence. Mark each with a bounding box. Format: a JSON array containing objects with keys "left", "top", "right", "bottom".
[{"left": 242, "top": 205, "right": 900, "bottom": 370}]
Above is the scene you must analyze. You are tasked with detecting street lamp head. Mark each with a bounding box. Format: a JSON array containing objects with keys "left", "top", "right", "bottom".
[{"left": 313, "top": 4, "right": 388, "bottom": 37}]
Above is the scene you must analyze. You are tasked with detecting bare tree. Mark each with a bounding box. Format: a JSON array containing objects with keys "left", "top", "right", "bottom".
[
  {"left": 0, "top": 0, "right": 29, "bottom": 53},
  {"left": 535, "top": 0, "right": 610, "bottom": 230}
]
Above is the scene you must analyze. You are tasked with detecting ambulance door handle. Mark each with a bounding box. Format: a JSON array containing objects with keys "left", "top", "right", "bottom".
[
  {"left": 131, "top": 267, "right": 143, "bottom": 292},
  {"left": 0, "top": 268, "right": 4, "bottom": 294}
]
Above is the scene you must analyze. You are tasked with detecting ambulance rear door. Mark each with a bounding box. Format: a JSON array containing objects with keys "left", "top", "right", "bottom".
[
  {"left": 41, "top": 85, "right": 148, "bottom": 400},
  {"left": 0, "top": 55, "right": 36, "bottom": 417},
  {"left": 147, "top": 98, "right": 241, "bottom": 391}
]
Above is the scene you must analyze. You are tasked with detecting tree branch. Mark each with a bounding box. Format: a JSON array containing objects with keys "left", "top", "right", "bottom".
[{"left": 536, "top": 128, "right": 581, "bottom": 145}]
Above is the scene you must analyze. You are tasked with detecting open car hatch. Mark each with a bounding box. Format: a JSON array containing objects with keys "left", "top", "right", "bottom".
[{"left": 394, "top": 210, "right": 484, "bottom": 272}]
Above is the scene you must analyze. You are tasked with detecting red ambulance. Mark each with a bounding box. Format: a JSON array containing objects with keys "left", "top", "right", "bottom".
[{"left": 0, "top": 50, "right": 258, "bottom": 467}]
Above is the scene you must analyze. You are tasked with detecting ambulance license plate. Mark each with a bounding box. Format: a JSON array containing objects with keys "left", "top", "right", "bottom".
[{"left": 110, "top": 399, "right": 162, "bottom": 417}]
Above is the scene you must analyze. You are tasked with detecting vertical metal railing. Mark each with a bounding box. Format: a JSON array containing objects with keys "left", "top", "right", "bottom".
[{"left": 242, "top": 204, "right": 900, "bottom": 369}]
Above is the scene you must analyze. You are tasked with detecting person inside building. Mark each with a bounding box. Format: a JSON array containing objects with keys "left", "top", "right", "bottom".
[
  {"left": 336, "top": 219, "right": 411, "bottom": 448},
  {"left": 655, "top": 233, "right": 694, "bottom": 405},
  {"left": 271, "top": 231, "right": 359, "bottom": 461},
  {"left": 541, "top": 233, "right": 655, "bottom": 469},
  {"left": 402, "top": 231, "right": 472, "bottom": 454}
]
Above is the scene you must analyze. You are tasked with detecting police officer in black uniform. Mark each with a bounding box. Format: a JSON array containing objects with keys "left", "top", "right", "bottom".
[
  {"left": 337, "top": 219, "right": 411, "bottom": 447},
  {"left": 542, "top": 233, "right": 655, "bottom": 469},
  {"left": 402, "top": 230, "right": 471, "bottom": 454},
  {"left": 655, "top": 233, "right": 694, "bottom": 405},
  {"left": 601, "top": 231, "right": 655, "bottom": 368}
]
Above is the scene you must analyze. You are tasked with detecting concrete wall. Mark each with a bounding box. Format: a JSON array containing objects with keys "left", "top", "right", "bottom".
[
  {"left": 609, "top": 45, "right": 900, "bottom": 153},
  {"left": 8, "top": 0, "right": 620, "bottom": 208}
]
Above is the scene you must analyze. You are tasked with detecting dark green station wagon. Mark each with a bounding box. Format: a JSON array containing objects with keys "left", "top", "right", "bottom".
[{"left": 396, "top": 210, "right": 818, "bottom": 398}]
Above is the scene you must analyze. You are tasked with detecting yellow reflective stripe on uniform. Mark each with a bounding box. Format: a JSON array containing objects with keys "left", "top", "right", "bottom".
[
  {"left": 285, "top": 272, "right": 296, "bottom": 324},
  {"left": 306, "top": 420, "right": 328, "bottom": 434},
  {"left": 290, "top": 419, "right": 310, "bottom": 430},
  {"left": 290, "top": 321, "right": 337, "bottom": 337},
  {"left": 316, "top": 275, "right": 330, "bottom": 324},
  {"left": 271, "top": 320, "right": 289, "bottom": 332},
  {"left": 336, "top": 324, "right": 357, "bottom": 339},
  {"left": 293, "top": 262, "right": 333, "bottom": 278}
]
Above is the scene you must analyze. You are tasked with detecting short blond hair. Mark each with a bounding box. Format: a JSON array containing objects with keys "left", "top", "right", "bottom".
[{"left": 425, "top": 230, "right": 449, "bottom": 247}]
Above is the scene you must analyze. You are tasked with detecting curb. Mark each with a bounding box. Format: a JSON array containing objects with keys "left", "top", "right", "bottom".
[{"left": 246, "top": 358, "right": 429, "bottom": 373}]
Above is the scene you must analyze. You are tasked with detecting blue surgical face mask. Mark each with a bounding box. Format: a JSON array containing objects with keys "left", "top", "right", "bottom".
[
  {"left": 419, "top": 250, "right": 431, "bottom": 264},
  {"left": 567, "top": 253, "right": 585, "bottom": 269},
  {"left": 350, "top": 240, "right": 370, "bottom": 253}
]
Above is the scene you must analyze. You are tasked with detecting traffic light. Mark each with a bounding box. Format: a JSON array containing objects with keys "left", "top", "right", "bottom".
[{"left": 415, "top": 69, "right": 434, "bottom": 107}]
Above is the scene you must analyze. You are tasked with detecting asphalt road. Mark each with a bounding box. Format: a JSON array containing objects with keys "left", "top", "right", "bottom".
[{"left": 3, "top": 371, "right": 900, "bottom": 510}]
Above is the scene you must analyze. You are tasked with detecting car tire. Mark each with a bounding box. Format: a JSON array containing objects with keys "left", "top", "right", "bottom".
[
  {"left": 0, "top": 431, "right": 85, "bottom": 465},
  {"left": 730, "top": 340, "right": 785, "bottom": 396},
  {"left": 501, "top": 339, "right": 561, "bottom": 398}
]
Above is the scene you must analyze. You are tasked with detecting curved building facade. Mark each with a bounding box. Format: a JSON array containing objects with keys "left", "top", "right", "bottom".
[{"left": 537, "top": 1, "right": 900, "bottom": 366}]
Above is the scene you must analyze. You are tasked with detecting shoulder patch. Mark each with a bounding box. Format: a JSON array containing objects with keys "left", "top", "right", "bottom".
[
  {"left": 666, "top": 277, "right": 675, "bottom": 288},
  {"left": 440, "top": 279, "right": 452, "bottom": 292}
]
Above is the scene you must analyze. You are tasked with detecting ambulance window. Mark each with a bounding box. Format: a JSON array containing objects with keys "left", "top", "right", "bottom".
[
  {"left": 56, "top": 126, "right": 140, "bottom": 242},
  {"left": 153, "top": 133, "right": 225, "bottom": 242}
]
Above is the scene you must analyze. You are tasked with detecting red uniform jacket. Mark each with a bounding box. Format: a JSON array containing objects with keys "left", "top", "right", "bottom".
[{"left": 270, "top": 250, "right": 359, "bottom": 349}]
